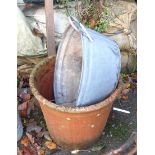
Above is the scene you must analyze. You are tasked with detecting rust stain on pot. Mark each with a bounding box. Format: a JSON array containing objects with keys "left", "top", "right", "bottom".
[{"left": 29, "top": 56, "right": 123, "bottom": 149}]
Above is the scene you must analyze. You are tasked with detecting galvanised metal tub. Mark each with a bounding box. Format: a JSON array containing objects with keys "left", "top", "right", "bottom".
[{"left": 29, "top": 56, "right": 122, "bottom": 149}]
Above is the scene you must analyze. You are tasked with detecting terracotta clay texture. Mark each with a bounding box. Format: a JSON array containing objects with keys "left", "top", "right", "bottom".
[{"left": 29, "top": 56, "right": 123, "bottom": 149}]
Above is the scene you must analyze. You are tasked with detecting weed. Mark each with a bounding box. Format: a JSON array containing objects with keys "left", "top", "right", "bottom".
[{"left": 105, "top": 118, "right": 130, "bottom": 141}]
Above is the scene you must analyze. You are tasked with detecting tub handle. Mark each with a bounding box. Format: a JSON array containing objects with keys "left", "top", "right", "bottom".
[{"left": 68, "top": 16, "right": 93, "bottom": 42}]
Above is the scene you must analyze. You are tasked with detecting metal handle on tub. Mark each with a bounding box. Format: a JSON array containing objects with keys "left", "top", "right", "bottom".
[{"left": 68, "top": 16, "right": 93, "bottom": 42}]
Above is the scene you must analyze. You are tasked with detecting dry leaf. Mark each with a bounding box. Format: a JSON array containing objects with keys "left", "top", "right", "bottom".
[
  {"left": 23, "top": 118, "right": 27, "bottom": 125},
  {"left": 90, "top": 19, "right": 96, "bottom": 29},
  {"left": 125, "top": 83, "right": 131, "bottom": 89},
  {"left": 19, "top": 110, "right": 27, "bottom": 117},
  {"left": 44, "top": 134, "right": 52, "bottom": 141},
  {"left": 26, "top": 123, "right": 42, "bottom": 133},
  {"left": 19, "top": 80, "right": 24, "bottom": 89},
  {"left": 20, "top": 136, "right": 30, "bottom": 146},
  {"left": 37, "top": 131, "right": 51, "bottom": 141},
  {"left": 26, "top": 132, "right": 35, "bottom": 144},
  {"left": 18, "top": 101, "right": 28, "bottom": 111},
  {"left": 23, "top": 94, "right": 31, "bottom": 102},
  {"left": 38, "top": 147, "right": 45, "bottom": 155},
  {"left": 37, "top": 131, "right": 44, "bottom": 138},
  {"left": 29, "top": 118, "right": 34, "bottom": 123},
  {"left": 22, "top": 146, "right": 37, "bottom": 155},
  {"left": 122, "top": 88, "right": 130, "bottom": 95},
  {"left": 27, "top": 98, "right": 35, "bottom": 115},
  {"left": 121, "top": 95, "right": 128, "bottom": 101},
  {"left": 17, "top": 147, "right": 23, "bottom": 155},
  {"left": 34, "top": 143, "right": 41, "bottom": 151},
  {"left": 44, "top": 141, "right": 56, "bottom": 150},
  {"left": 43, "top": 131, "right": 52, "bottom": 141}
]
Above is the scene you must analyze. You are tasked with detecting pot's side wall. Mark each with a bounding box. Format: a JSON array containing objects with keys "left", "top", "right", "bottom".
[
  {"left": 33, "top": 57, "right": 114, "bottom": 149},
  {"left": 32, "top": 58, "right": 113, "bottom": 149},
  {"left": 39, "top": 100, "right": 113, "bottom": 149}
]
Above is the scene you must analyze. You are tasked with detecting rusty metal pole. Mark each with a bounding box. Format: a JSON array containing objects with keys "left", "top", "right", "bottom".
[{"left": 45, "top": 0, "right": 56, "bottom": 56}]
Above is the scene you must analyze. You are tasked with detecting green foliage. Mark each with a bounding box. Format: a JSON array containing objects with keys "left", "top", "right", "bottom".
[
  {"left": 121, "top": 73, "right": 127, "bottom": 82},
  {"left": 105, "top": 118, "right": 130, "bottom": 141},
  {"left": 78, "top": 2, "right": 113, "bottom": 33},
  {"left": 56, "top": 0, "right": 113, "bottom": 33},
  {"left": 55, "top": 0, "right": 71, "bottom": 5},
  {"left": 57, "top": 0, "right": 76, "bottom": 17},
  {"left": 94, "top": 7, "right": 112, "bottom": 32}
]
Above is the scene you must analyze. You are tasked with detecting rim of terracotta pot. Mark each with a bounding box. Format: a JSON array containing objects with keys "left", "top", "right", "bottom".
[{"left": 29, "top": 56, "right": 123, "bottom": 113}]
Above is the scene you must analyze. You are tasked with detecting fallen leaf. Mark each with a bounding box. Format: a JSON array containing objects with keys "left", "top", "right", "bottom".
[
  {"left": 44, "top": 141, "right": 56, "bottom": 150},
  {"left": 37, "top": 131, "right": 51, "bottom": 141},
  {"left": 34, "top": 143, "right": 41, "bottom": 151},
  {"left": 17, "top": 147, "right": 23, "bottom": 155},
  {"left": 125, "top": 75, "right": 129, "bottom": 81},
  {"left": 90, "top": 19, "right": 96, "bottom": 29},
  {"left": 35, "top": 137, "right": 43, "bottom": 147},
  {"left": 18, "top": 80, "right": 24, "bottom": 89},
  {"left": 131, "top": 73, "right": 137, "bottom": 80},
  {"left": 19, "top": 110, "right": 27, "bottom": 117},
  {"left": 43, "top": 131, "right": 52, "bottom": 141},
  {"left": 37, "top": 131, "right": 44, "bottom": 138},
  {"left": 23, "top": 94, "right": 31, "bottom": 102},
  {"left": 23, "top": 118, "right": 27, "bottom": 125},
  {"left": 26, "top": 132, "right": 35, "bottom": 144},
  {"left": 26, "top": 121, "right": 42, "bottom": 133},
  {"left": 20, "top": 136, "right": 30, "bottom": 146},
  {"left": 29, "top": 118, "right": 35, "bottom": 123},
  {"left": 125, "top": 83, "right": 131, "bottom": 89},
  {"left": 91, "top": 145, "right": 104, "bottom": 151},
  {"left": 22, "top": 146, "right": 37, "bottom": 155},
  {"left": 27, "top": 125, "right": 42, "bottom": 133},
  {"left": 121, "top": 95, "right": 128, "bottom": 101},
  {"left": 17, "top": 88, "right": 28, "bottom": 98},
  {"left": 27, "top": 98, "right": 35, "bottom": 115},
  {"left": 18, "top": 101, "right": 28, "bottom": 111},
  {"left": 22, "top": 75, "right": 29, "bottom": 81},
  {"left": 122, "top": 88, "right": 130, "bottom": 95},
  {"left": 32, "top": 28, "right": 44, "bottom": 38},
  {"left": 38, "top": 147, "right": 45, "bottom": 155}
]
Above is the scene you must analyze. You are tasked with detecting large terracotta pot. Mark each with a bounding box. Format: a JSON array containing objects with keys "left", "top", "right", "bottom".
[{"left": 29, "top": 56, "right": 122, "bottom": 149}]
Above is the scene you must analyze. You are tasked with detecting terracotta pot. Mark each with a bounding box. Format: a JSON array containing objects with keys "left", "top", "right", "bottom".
[{"left": 29, "top": 56, "right": 123, "bottom": 149}]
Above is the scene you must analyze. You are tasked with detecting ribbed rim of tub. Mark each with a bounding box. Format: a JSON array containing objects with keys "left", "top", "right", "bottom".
[{"left": 29, "top": 56, "right": 123, "bottom": 113}]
